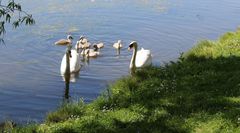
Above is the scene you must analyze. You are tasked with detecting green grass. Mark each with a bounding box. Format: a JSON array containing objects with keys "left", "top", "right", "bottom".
[{"left": 4, "top": 29, "right": 240, "bottom": 132}]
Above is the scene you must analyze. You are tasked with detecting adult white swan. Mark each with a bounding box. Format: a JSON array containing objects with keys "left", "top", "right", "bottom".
[
  {"left": 128, "top": 41, "right": 152, "bottom": 73},
  {"left": 60, "top": 36, "right": 81, "bottom": 76}
]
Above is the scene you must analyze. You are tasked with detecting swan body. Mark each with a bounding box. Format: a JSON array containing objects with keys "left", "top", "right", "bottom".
[
  {"left": 128, "top": 41, "right": 152, "bottom": 70},
  {"left": 113, "top": 40, "right": 122, "bottom": 49},
  {"left": 85, "top": 49, "right": 100, "bottom": 57},
  {"left": 80, "top": 36, "right": 91, "bottom": 49},
  {"left": 55, "top": 35, "right": 73, "bottom": 46},
  {"left": 96, "top": 42, "right": 104, "bottom": 49},
  {"left": 82, "top": 42, "right": 91, "bottom": 49},
  {"left": 61, "top": 47, "right": 81, "bottom": 75},
  {"left": 81, "top": 37, "right": 88, "bottom": 45},
  {"left": 134, "top": 48, "right": 152, "bottom": 67},
  {"left": 75, "top": 36, "right": 92, "bottom": 56}
]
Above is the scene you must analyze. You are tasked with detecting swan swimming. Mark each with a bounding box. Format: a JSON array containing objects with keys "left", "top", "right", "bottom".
[
  {"left": 75, "top": 36, "right": 90, "bottom": 49},
  {"left": 60, "top": 47, "right": 81, "bottom": 75},
  {"left": 96, "top": 42, "right": 104, "bottom": 49},
  {"left": 55, "top": 35, "right": 73, "bottom": 46},
  {"left": 75, "top": 36, "right": 91, "bottom": 56},
  {"left": 128, "top": 41, "right": 152, "bottom": 73},
  {"left": 59, "top": 36, "right": 81, "bottom": 76},
  {"left": 82, "top": 45, "right": 100, "bottom": 58},
  {"left": 113, "top": 40, "right": 123, "bottom": 55},
  {"left": 113, "top": 40, "right": 122, "bottom": 49}
]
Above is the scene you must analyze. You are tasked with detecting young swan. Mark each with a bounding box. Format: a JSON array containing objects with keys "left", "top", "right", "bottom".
[
  {"left": 55, "top": 35, "right": 73, "bottom": 46},
  {"left": 76, "top": 36, "right": 91, "bottom": 56},
  {"left": 96, "top": 42, "right": 104, "bottom": 49},
  {"left": 84, "top": 45, "right": 100, "bottom": 58},
  {"left": 75, "top": 36, "right": 85, "bottom": 52},
  {"left": 113, "top": 40, "right": 123, "bottom": 55},
  {"left": 113, "top": 40, "right": 122, "bottom": 49}
]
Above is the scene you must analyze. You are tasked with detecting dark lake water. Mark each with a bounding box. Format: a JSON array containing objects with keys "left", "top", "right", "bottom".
[{"left": 0, "top": 0, "right": 240, "bottom": 123}]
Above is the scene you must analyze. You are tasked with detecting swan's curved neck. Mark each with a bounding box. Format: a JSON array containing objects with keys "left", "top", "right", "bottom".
[
  {"left": 68, "top": 39, "right": 72, "bottom": 45},
  {"left": 76, "top": 41, "right": 79, "bottom": 51},
  {"left": 64, "top": 47, "right": 71, "bottom": 87},
  {"left": 130, "top": 44, "right": 137, "bottom": 73}
]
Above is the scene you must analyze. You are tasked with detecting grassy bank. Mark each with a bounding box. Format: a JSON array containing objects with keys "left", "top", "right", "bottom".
[{"left": 4, "top": 29, "right": 240, "bottom": 132}]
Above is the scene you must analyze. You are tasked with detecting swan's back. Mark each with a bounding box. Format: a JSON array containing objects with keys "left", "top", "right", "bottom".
[
  {"left": 97, "top": 43, "right": 104, "bottom": 49},
  {"left": 85, "top": 49, "right": 99, "bottom": 57},
  {"left": 60, "top": 49, "right": 81, "bottom": 75},
  {"left": 135, "top": 48, "right": 152, "bottom": 68},
  {"left": 75, "top": 41, "right": 82, "bottom": 49},
  {"left": 55, "top": 39, "right": 70, "bottom": 46},
  {"left": 69, "top": 50, "right": 81, "bottom": 72},
  {"left": 113, "top": 41, "right": 122, "bottom": 49}
]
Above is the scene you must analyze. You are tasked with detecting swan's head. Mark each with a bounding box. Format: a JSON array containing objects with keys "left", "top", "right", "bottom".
[
  {"left": 128, "top": 41, "right": 137, "bottom": 51},
  {"left": 93, "top": 44, "right": 98, "bottom": 51},
  {"left": 67, "top": 35, "right": 74, "bottom": 40},
  {"left": 118, "top": 40, "right": 121, "bottom": 44},
  {"left": 79, "top": 36, "right": 88, "bottom": 45},
  {"left": 79, "top": 35, "right": 85, "bottom": 41}
]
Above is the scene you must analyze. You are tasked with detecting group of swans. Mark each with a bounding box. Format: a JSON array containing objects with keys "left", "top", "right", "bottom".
[
  {"left": 113, "top": 40, "right": 152, "bottom": 72},
  {"left": 55, "top": 35, "right": 152, "bottom": 78},
  {"left": 75, "top": 36, "right": 103, "bottom": 58}
]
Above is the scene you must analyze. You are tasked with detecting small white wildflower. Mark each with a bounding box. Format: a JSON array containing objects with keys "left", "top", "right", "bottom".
[{"left": 237, "top": 118, "right": 240, "bottom": 123}]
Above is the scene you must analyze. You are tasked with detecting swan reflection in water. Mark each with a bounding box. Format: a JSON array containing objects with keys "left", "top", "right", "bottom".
[
  {"left": 62, "top": 72, "right": 79, "bottom": 100},
  {"left": 62, "top": 72, "right": 80, "bottom": 83}
]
